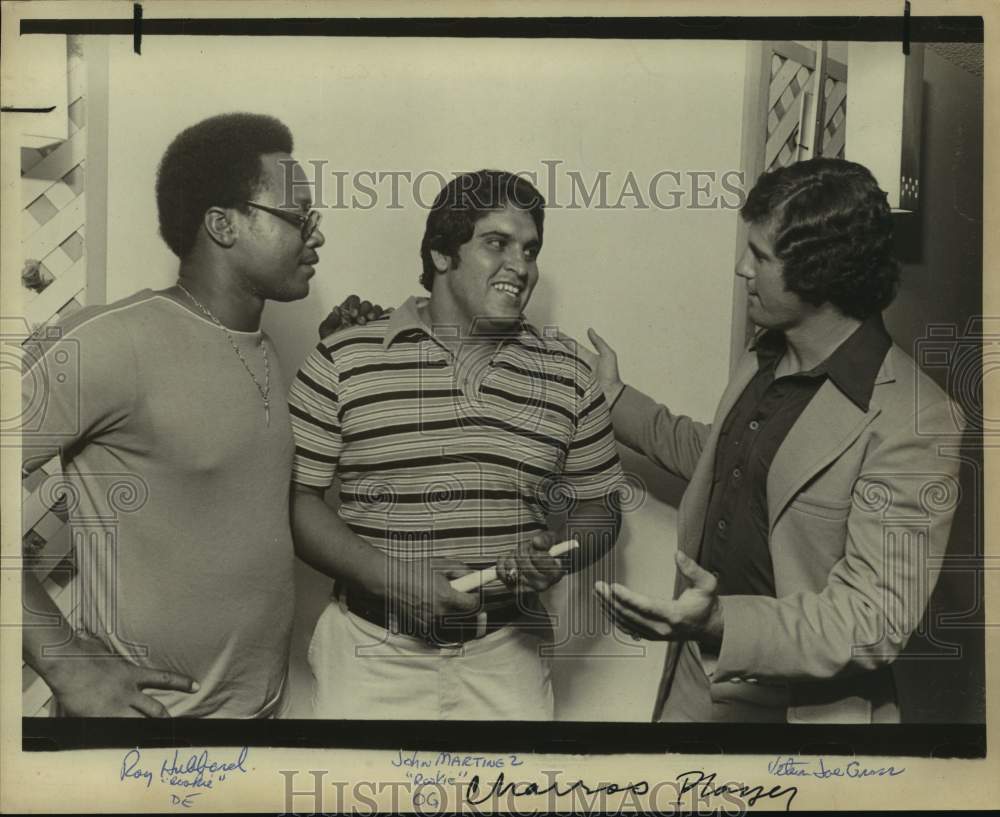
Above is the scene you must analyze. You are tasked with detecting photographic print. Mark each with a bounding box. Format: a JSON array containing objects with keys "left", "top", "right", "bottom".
[{"left": 1, "top": 1, "right": 994, "bottom": 813}]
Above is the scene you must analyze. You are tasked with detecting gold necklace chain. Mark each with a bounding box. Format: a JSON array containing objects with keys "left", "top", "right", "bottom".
[{"left": 177, "top": 283, "right": 271, "bottom": 426}]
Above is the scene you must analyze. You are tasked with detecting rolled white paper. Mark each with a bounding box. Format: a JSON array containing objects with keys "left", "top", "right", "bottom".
[{"left": 449, "top": 539, "right": 580, "bottom": 592}]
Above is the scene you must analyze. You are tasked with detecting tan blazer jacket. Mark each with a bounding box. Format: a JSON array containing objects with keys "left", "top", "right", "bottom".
[{"left": 611, "top": 341, "right": 963, "bottom": 724}]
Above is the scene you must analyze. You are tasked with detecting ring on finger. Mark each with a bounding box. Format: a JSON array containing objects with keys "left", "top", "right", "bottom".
[
  {"left": 506, "top": 565, "right": 519, "bottom": 588},
  {"left": 502, "top": 560, "right": 519, "bottom": 588}
]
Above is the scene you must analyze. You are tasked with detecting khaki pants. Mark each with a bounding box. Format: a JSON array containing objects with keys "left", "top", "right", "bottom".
[{"left": 307, "top": 597, "right": 554, "bottom": 720}]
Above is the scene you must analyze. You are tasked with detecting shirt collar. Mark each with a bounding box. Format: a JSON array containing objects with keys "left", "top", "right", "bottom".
[
  {"left": 751, "top": 313, "right": 892, "bottom": 411},
  {"left": 382, "top": 295, "right": 429, "bottom": 348},
  {"left": 383, "top": 294, "right": 546, "bottom": 351}
]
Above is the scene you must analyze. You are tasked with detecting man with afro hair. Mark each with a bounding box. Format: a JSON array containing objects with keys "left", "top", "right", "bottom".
[{"left": 22, "top": 112, "right": 325, "bottom": 717}]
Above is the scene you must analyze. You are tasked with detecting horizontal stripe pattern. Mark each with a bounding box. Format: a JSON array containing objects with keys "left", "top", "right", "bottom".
[
  {"left": 339, "top": 487, "right": 543, "bottom": 506},
  {"left": 289, "top": 307, "right": 624, "bottom": 561}
]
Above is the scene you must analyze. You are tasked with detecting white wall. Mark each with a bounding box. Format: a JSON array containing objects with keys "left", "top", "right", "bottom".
[{"left": 101, "top": 35, "right": 746, "bottom": 719}]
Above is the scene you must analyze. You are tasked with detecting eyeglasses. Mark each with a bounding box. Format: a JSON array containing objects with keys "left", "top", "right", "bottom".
[{"left": 245, "top": 201, "right": 322, "bottom": 242}]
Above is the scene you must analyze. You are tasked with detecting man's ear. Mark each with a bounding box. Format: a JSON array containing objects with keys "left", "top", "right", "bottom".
[
  {"left": 203, "top": 207, "right": 237, "bottom": 248},
  {"left": 430, "top": 248, "right": 452, "bottom": 274}
]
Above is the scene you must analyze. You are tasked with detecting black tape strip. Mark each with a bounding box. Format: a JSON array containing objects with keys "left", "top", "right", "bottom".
[
  {"left": 21, "top": 718, "right": 988, "bottom": 756},
  {"left": 133, "top": 2, "right": 142, "bottom": 55},
  {"left": 17, "top": 16, "right": 986, "bottom": 43},
  {"left": 903, "top": 0, "right": 912, "bottom": 54},
  {"left": 0, "top": 106, "right": 57, "bottom": 113}
]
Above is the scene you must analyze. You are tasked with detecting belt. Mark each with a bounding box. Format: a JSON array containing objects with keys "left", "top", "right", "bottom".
[{"left": 341, "top": 586, "right": 523, "bottom": 647}]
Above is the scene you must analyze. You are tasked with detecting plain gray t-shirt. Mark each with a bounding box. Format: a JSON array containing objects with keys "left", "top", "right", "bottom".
[{"left": 22, "top": 290, "right": 295, "bottom": 717}]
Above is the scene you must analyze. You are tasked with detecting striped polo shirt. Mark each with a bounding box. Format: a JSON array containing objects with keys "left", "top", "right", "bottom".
[{"left": 289, "top": 295, "right": 624, "bottom": 568}]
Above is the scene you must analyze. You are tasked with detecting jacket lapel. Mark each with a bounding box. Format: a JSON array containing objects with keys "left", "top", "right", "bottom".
[
  {"left": 766, "top": 353, "right": 895, "bottom": 532},
  {"left": 657, "top": 347, "right": 898, "bottom": 721}
]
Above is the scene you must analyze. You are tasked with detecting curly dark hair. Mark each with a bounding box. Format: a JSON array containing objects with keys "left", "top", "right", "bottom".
[
  {"left": 155, "top": 113, "right": 293, "bottom": 259},
  {"left": 740, "top": 158, "right": 900, "bottom": 320},
  {"left": 419, "top": 170, "right": 545, "bottom": 291}
]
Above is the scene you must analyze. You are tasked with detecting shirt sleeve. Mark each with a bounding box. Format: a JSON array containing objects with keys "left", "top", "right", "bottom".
[
  {"left": 610, "top": 384, "right": 712, "bottom": 482},
  {"left": 288, "top": 343, "right": 342, "bottom": 488},
  {"left": 560, "top": 370, "right": 626, "bottom": 502},
  {"left": 21, "top": 314, "right": 136, "bottom": 466}
]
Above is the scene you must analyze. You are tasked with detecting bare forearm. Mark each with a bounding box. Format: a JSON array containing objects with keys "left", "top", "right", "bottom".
[
  {"left": 291, "top": 486, "right": 480, "bottom": 628},
  {"left": 290, "top": 486, "right": 394, "bottom": 597},
  {"left": 22, "top": 572, "right": 79, "bottom": 692},
  {"left": 24, "top": 569, "right": 199, "bottom": 716},
  {"left": 560, "top": 495, "right": 622, "bottom": 572}
]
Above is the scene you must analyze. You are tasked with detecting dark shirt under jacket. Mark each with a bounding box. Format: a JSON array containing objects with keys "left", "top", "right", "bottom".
[{"left": 700, "top": 313, "right": 892, "bottom": 597}]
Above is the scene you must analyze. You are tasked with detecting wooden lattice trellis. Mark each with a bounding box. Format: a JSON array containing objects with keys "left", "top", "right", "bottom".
[
  {"left": 21, "top": 34, "right": 87, "bottom": 717},
  {"left": 765, "top": 41, "right": 848, "bottom": 171}
]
